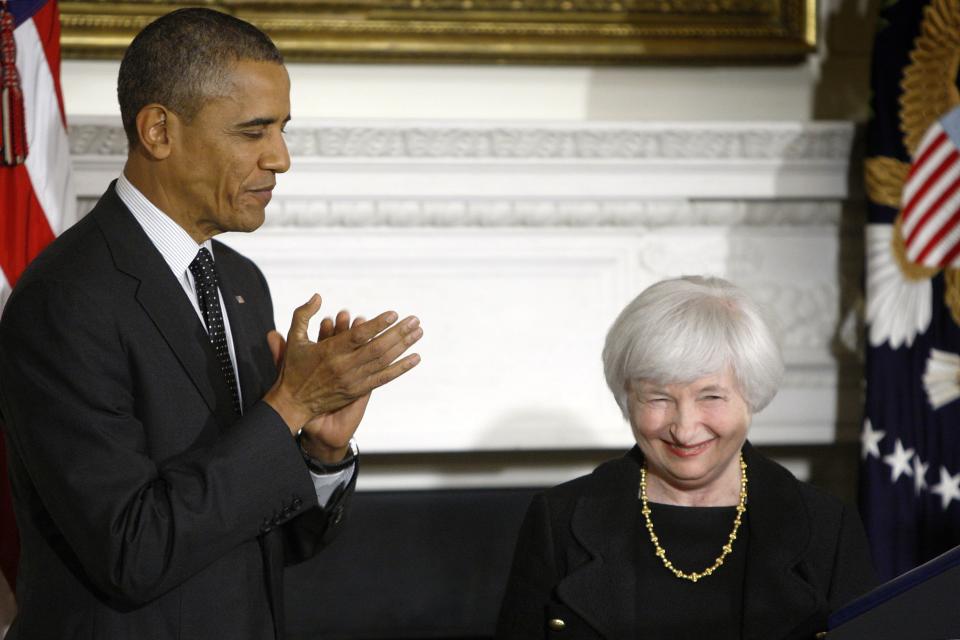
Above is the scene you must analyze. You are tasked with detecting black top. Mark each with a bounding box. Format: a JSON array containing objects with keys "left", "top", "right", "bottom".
[
  {"left": 495, "top": 443, "right": 878, "bottom": 640},
  {"left": 636, "top": 502, "right": 750, "bottom": 640}
]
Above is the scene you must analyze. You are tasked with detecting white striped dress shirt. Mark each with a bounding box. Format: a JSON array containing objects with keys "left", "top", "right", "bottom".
[{"left": 116, "top": 173, "right": 243, "bottom": 404}]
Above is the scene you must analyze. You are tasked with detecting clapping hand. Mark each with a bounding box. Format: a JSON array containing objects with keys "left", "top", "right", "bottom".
[{"left": 265, "top": 294, "right": 422, "bottom": 463}]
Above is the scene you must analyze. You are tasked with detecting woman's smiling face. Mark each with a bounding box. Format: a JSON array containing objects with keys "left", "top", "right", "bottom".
[{"left": 627, "top": 368, "right": 750, "bottom": 504}]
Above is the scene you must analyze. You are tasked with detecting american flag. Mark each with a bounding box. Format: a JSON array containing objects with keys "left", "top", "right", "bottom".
[
  {"left": 0, "top": 0, "right": 75, "bottom": 592},
  {"left": 860, "top": 0, "right": 960, "bottom": 582},
  {"left": 899, "top": 107, "right": 960, "bottom": 269}
]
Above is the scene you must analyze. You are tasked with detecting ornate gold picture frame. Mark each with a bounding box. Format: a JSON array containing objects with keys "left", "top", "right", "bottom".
[{"left": 60, "top": 0, "right": 815, "bottom": 64}]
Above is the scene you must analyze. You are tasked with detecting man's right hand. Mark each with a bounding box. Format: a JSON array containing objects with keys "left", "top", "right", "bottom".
[{"left": 263, "top": 294, "right": 422, "bottom": 434}]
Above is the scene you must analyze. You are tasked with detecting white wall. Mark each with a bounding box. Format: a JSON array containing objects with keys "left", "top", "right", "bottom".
[{"left": 64, "top": 59, "right": 835, "bottom": 121}]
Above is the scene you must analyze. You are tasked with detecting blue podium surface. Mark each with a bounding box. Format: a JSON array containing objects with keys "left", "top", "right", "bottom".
[{"left": 828, "top": 544, "right": 960, "bottom": 639}]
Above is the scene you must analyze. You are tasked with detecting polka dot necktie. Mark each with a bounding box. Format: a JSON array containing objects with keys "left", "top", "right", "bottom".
[{"left": 189, "top": 248, "right": 241, "bottom": 415}]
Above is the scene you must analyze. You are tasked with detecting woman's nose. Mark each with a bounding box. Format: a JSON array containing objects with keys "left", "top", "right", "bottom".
[{"left": 668, "top": 404, "right": 700, "bottom": 443}]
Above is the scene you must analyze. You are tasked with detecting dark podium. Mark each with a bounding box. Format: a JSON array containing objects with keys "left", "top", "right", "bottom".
[
  {"left": 284, "top": 487, "right": 538, "bottom": 640},
  {"left": 827, "top": 545, "right": 960, "bottom": 639}
]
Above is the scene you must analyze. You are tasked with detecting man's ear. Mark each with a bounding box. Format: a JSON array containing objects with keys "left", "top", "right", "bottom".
[{"left": 134, "top": 105, "right": 173, "bottom": 160}]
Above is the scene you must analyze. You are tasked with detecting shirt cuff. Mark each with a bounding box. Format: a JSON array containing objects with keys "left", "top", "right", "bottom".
[{"left": 309, "top": 463, "right": 356, "bottom": 508}]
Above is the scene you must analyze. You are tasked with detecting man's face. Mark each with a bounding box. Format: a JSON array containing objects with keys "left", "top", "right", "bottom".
[{"left": 169, "top": 59, "right": 291, "bottom": 240}]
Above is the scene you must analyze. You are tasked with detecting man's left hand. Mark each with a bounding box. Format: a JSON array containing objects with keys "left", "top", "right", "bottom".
[{"left": 267, "top": 311, "right": 373, "bottom": 464}]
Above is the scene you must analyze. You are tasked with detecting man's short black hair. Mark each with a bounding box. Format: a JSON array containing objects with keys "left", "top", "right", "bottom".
[{"left": 118, "top": 8, "right": 283, "bottom": 148}]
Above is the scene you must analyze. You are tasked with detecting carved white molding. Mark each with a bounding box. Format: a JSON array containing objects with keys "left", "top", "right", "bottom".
[
  {"left": 69, "top": 121, "right": 128, "bottom": 158},
  {"left": 291, "top": 127, "right": 851, "bottom": 161},
  {"left": 77, "top": 196, "right": 844, "bottom": 228},
  {"left": 257, "top": 198, "right": 845, "bottom": 228},
  {"left": 70, "top": 119, "right": 853, "bottom": 161},
  {"left": 69, "top": 118, "right": 855, "bottom": 202}
]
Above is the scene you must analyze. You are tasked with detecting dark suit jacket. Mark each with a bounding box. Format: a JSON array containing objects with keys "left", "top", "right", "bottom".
[
  {"left": 496, "top": 443, "right": 877, "bottom": 640},
  {"left": 0, "top": 184, "right": 354, "bottom": 639}
]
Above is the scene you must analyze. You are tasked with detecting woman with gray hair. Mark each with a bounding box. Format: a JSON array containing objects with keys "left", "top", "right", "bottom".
[{"left": 496, "top": 276, "right": 876, "bottom": 640}]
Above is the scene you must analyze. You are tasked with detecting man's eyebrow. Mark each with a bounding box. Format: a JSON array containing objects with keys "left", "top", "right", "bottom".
[{"left": 235, "top": 115, "right": 291, "bottom": 128}]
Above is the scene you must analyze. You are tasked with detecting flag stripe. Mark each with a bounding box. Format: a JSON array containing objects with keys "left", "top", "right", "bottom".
[
  {"left": 0, "top": 162, "right": 55, "bottom": 288},
  {"left": 905, "top": 172, "right": 960, "bottom": 253},
  {"left": 29, "top": 0, "right": 65, "bottom": 126},
  {"left": 0, "top": 268, "right": 9, "bottom": 309},
  {"left": 902, "top": 129, "right": 948, "bottom": 210},
  {"left": 901, "top": 148, "right": 959, "bottom": 236},
  {"left": 938, "top": 234, "right": 960, "bottom": 267},
  {"left": 909, "top": 176, "right": 960, "bottom": 264},
  {"left": 15, "top": 16, "right": 75, "bottom": 236},
  {"left": 916, "top": 206, "right": 960, "bottom": 264}
]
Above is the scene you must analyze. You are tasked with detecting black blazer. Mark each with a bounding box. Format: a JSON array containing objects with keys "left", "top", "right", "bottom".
[
  {"left": 0, "top": 184, "right": 354, "bottom": 640},
  {"left": 496, "top": 443, "right": 877, "bottom": 640}
]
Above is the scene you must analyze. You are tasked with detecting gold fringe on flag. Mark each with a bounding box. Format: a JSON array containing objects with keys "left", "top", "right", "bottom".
[
  {"left": 0, "top": 0, "right": 27, "bottom": 166},
  {"left": 947, "top": 269, "right": 960, "bottom": 327},
  {"left": 864, "top": 156, "right": 909, "bottom": 208}
]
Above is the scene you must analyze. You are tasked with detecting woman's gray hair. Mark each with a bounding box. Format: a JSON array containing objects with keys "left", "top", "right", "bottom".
[{"left": 602, "top": 276, "right": 784, "bottom": 418}]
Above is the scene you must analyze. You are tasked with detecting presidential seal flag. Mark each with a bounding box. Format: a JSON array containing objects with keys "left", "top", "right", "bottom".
[
  {"left": 0, "top": 0, "right": 75, "bottom": 597},
  {"left": 861, "top": 0, "right": 960, "bottom": 581}
]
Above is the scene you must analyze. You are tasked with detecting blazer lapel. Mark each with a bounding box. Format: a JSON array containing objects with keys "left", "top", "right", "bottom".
[
  {"left": 556, "top": 455, "right": 639, "bottom": 638},
  {"left": 92, "top": 184, "right": 237, "bottom": 428},
  {"left": 215, "top": 258, "right": 274, "bottom": 412},
  {"left": 740, "top": 443, "right": 822, "bottom": 640}
]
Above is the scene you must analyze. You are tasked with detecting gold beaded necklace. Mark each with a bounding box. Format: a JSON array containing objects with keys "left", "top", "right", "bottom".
[{"left": 639, "top": 452, "right": 747, "bottom": 583}]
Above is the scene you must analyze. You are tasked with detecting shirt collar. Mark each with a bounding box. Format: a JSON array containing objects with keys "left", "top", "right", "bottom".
[{"left": 116, "top": 172, "right": 214, "bottom": 280}]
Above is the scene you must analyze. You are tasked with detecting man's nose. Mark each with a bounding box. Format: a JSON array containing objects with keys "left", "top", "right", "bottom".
[{"left": 262, "top": 132, "right": 291, "bottom": 174}]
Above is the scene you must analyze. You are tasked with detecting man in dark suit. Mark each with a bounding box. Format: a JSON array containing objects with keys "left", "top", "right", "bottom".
[{"left": 0, "top": 8, "right": 423, "bottom": 639}]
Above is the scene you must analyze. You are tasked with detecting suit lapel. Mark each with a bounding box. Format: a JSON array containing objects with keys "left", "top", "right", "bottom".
[
  {"left": 556, "top": 455, "right": 639, "bottom": 638},
  {"left": 219, "top": 280, "right": 258, "bottom": 413},
  {"left": 92, "top": 184, "right": 237, "bottom": 428},
  {"left": 214, "top": 244, "right": 275, "bottom": 412},
  {"left": 740, "top": 443, "right": 822, "bottom": 640}
]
